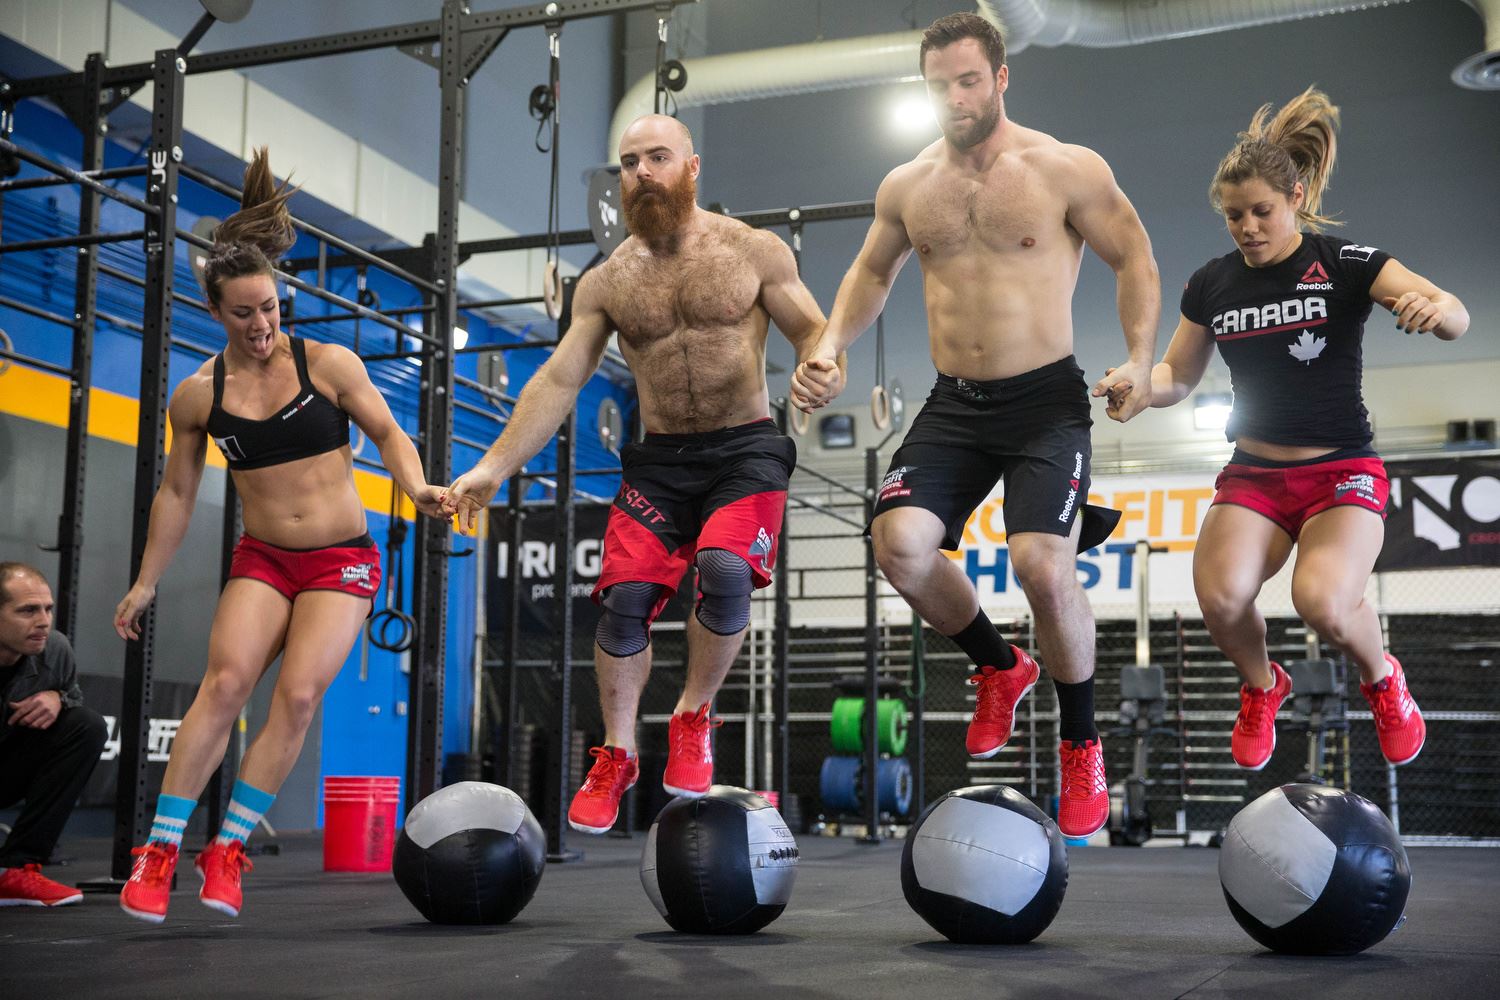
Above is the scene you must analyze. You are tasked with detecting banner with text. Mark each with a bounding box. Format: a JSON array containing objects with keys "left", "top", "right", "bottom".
[
  {"left": 1377, "top": 455, "right": 1500, "bottom": 571},
  {"left": 888, "top": 472, "right": 1220, "bottom": 618},
  {"left": 486, "top": 504, "right": 691, "bottom": 638}
]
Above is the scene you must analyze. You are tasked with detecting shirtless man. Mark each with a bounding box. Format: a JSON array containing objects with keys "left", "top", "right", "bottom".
[
  {"left": 792, "top": 12, "right": 1159, "bottom": 838},
  {"left": 443, "top": 115, "right": 826, "bottom": 834}
]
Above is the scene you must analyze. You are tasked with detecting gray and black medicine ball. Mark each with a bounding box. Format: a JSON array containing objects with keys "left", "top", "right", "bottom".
[
  {"left": 640, "top": 786, "right": 799, "bottom": 934},
  {"left": 392, "top": 781, "right": 546, "bottom": 925},
  {"left": 901, "top": 784, "right": 1068, "bottom": 944},
  {"left": 1220, "top": 783, "right": 1411, "bottom": 955}
]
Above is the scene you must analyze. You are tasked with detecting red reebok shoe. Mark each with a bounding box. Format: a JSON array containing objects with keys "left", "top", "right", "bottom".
[{"left": 965, "top": 647, "right": 1041, "bottom": 760}]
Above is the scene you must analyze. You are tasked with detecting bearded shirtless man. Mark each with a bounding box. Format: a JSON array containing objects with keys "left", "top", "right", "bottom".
[
  {"left": 792, "top": 13, "right": 1159, "bottom": 838},
  {"left": 444, "top": 115, "right": 826, "bottom": 833}
]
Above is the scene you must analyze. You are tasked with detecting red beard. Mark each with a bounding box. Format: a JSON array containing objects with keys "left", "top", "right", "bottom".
[{"left": 622, "top": 170, "right": 697, "bottom": 247}]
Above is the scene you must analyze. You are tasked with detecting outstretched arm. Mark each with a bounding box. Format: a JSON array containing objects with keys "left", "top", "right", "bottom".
[
  {"left": 318, "top": 343, "right": 446, "bottom": 519},
  {"left": 115, "top": 383, "right": 209, "bottom": 639},
  {"left": 792, "top": 169, "right": 914, "bottom": 412},
  {"left": 443, "top": 271, "right": 615, "bottom": 530},
  {"left": 1369, "top": 258, "right": 1469, "bottom": 341},
  {"left": 1144, "top": 316, "right": 1217, "bottom": 409},
  {"left": 757, "top": 231, "right": 828, "bottom": 362},
  {"left": 1066, "top": 147, "right": 1161, "bottom": 423}
]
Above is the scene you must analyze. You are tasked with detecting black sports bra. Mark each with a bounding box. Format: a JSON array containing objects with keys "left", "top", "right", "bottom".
[{"left": 207, "top": 336, "right": 351, "bottom": 471}]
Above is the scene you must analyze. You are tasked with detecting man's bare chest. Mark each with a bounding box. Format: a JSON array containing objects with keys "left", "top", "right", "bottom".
[
  {"left": 904, "top": 166, "right": 1065, "bottom": 256},
  {"left": 605, "top": 254, "right": 761, "bottom": 343}
]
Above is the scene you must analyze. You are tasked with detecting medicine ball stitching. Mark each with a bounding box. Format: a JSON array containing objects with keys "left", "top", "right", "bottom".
[{"left": 1225, "top": 828, "right": 1318, "bottom": 902}]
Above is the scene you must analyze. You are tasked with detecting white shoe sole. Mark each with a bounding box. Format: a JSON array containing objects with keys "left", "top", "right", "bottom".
[
  {"left": 120, "top": 899, "right": 166, "bottom": 924},
  {"left": 568, "top": 817, "right": 615, "bottom": 835},
  {"left": 0, "top": 894, "right": 82, "bottom": 907},
  {"left": 662, "top": 783, "right": 708, "bottom": 799}
]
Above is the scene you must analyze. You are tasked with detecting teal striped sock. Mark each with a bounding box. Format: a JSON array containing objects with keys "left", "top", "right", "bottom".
[
  {"left": 148, "top": 793, "right": 197, "bottom": 848},
  {"left": 216, "top": 780, "right": 276, "bottom": 847}
]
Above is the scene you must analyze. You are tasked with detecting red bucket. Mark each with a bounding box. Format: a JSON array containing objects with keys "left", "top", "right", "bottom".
[{"left": 322, "top": 776, "right": 401, "bottom": 872}]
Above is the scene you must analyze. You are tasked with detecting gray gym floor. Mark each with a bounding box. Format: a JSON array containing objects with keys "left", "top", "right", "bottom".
[{"left": 2, "top": 833, "right": 1496, "bottom": 999}]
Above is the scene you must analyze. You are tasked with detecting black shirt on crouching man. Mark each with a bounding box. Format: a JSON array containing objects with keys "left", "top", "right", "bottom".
[{"left": 0, "top": 630, "right": 108, "bottom": 868}]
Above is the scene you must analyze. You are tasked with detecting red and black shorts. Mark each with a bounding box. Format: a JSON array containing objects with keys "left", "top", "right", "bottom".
[
  {"left": 1212, "top": 446, "right": 1389, "bottom": 540},
  {"left": 228, "top": 532, "right": 382, "bottom": 603},
  {"left": 593, "top": 419, "right": 795, "bottom": 624},
  {"left": 874, "top": 358, "right": 1093, "bottom": 550}
]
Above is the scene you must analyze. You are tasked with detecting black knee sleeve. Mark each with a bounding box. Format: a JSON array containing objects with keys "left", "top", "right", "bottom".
[
  {"left": 595, "top": 581, "right": 667, "bottom": 657},
  {"left": 694, "top": 548, "right": 753, "bottom": 636}
]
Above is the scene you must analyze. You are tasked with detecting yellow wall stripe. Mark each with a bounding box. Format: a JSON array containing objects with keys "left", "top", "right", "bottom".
[{"left": 1, "top": 364, "right": 417, "bottom": 520}]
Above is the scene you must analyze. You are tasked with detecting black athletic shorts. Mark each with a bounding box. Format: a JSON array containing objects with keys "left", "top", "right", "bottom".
[{"left": 872, "top": 356, "right": 1093, "bottom": 551}]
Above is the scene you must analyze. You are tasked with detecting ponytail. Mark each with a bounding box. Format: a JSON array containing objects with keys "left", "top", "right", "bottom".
[
  {"left": 1210, "top": 87, "right": 1341, "bottom": 232},
  {"left": 202, "top": 147, "right": 298, "bottom": 304}
]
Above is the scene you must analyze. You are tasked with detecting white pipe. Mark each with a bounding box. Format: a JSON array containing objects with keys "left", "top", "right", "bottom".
[
  {"left": 609, "top": 0, "right": 1425, "bottom": 158},
  {"left": 609, "top": 30, "right": 921, "bottom": 156},
  {"left": 1452, "top": 0, "right": 1500, "bottom": 89},
  {"left": 988, "top": 0, "right": 1415, "bottom": 51},
  {"left": 1478, "top": 0, "right": 1500, "bottom": 50}
]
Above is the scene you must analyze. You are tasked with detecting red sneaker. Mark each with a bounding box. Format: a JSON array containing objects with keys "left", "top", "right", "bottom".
[
  {"left": 568, "top": 746, "right": 640, "bottom": 834},
  {"left": 196, "top": 840, "right": 253, "bottom": 917},
  {"left": 120, "top": 842, "right": 178, "bottom": 924},
  {"left": 965, "top": 647, "right": 1041, "bottom": 759},
  {"left": 1362, "top": 653, "right": 1426, "bottom": 766},
  {"left": 663, "top": 703, "right": 722, "bottom": 798},
  {"left": 1057, "top": 738, "right": 1109, "bottom": 839},
  {"left": 1231, "top": 661, "right": 1293, "bottom": 771},
  {"left": 0, "top": 864, "right": 83, "bottom": 907}
]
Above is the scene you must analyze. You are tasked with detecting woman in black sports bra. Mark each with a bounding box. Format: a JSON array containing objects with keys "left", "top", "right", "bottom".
[
  {"left": 111, "top": 149, "right": 446, "bottom": 924},
  {"left": 1117, "top": 88, "right": 1468, "bottom": 777}
]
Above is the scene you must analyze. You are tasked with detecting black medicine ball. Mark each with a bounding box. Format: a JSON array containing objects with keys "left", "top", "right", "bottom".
[
  {"left": 901, "top": 784, "right": 1068, "bottom": 944},
  {"left": 1220, "top": 783, "right": 1411, "bottom": 955},
  {"left": 392, "top": 782, "right": 546, "bottom": 925},
  {"left": 640, "top": 786, "right": 800, "bottom": 934}
]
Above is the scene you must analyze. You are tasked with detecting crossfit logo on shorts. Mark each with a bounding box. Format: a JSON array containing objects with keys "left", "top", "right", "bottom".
[
  {"left": 618, "top": 481, "right": 669, "bottom": 525},
  {"left": 880, "top": 466, "right": 914, "bottom": 502},
  {"left": 1335, "top": 473, "right": 1379, "bottom": 506},
  {"left": 1058, "top": 452, "right": 1083, "bottom": 523},
  {"left": 341, "top": 563, "right": 376, "bottom": 591},
  {"left": 750, "top": 527, "right": 775, "bottom": 574}
]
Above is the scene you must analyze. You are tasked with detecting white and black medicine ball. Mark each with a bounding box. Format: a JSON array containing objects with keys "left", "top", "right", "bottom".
[
  {"left": 640, "top": 786, "right": 799, "bottom": 934},
  {"left": 392, "top": 782, "right": 546, "bottom": 925},
  {"left": 901, "top": 784, "right": 1068, "bottom": 944},
  {"left": 1220, "top": 783, "right": 1411, "bottom": 955}
]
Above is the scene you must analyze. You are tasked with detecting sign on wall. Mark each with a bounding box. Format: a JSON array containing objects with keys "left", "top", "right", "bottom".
[
  {"left": 912, "top": 472, "right": 1218, "bottom": 617},
  {"left": 485, "top": 505, "right": 690, "bottom": 638},
  {"left": 899, "top": 454, "right": 1500, "bottom": 618},
  {"left": 1377, "top": 455, "right": 1500, "bottom": 571}
]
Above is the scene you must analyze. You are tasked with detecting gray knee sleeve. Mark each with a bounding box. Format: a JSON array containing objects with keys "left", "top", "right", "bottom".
[
  {"left": 694, "top": 548, "right": 752, "bottom": 636},
  {"left": 596, "top": 581, "right": 666, "bottom": 657}
]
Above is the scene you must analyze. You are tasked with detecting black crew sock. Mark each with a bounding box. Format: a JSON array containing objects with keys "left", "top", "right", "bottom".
[
  {"left": 1054, "top": 677, "right": 1099, "bottom": 743},
  {"left": 947, "top": 609, "right": 1017, "bottom": 670}
]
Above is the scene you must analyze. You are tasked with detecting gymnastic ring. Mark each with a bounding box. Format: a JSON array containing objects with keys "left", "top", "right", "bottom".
[
  {"left": 789, "top": 402, "right": 810, "bottom": 436},
  {"left": 0, "top": 328, "right": 12, "bottom": 376},
  {"left": 369, "top": 607, "right": 416, "bottom": 654},
  {"left": 350, "top": 424, "right": 367, "bottom": 459},
  {"left": 870, "top": 384, "right": 891, "bottom": 431},
  {"left": 542, "top": 259, "right": 562, "bottom": 321}
]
